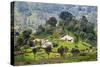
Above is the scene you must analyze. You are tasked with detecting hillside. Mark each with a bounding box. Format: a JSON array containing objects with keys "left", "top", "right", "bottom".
[{"left": 12, "top": 2, "right": 97, "bottom": 65}]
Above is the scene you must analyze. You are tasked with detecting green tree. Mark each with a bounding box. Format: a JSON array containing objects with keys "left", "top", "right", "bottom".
[
  {"left": 71, "top": 48, "right": 80, "bottom": 56},
  {"left": 45, "top": 25, "right": 55, "bottom": 35},
  {"left": 32, "top": 47, "right": 37, "bottom": 60},
  {"left": 81, "top": 16, "right": 88, "bottom": 25},
  {"left": 15, "top": 29, "right": 32, "bottom": 56},
  {"left": 22, "top": 29, "right": 32, "bottom": 39},
  {"left": 58, "top": 46, "right": 65, "bottom": 59},
  {"left": 15, "top": 36, "right": 23, "bottom": 51},
  {"left": 64, "top": 46, "right": 69, "bottom": 53},
  {"left": 36, "top": 25, "right": 45, "bottom": 34},
  {"left": 80, "top": 16, "right": 89, "bottom": 33},
  {"left": 59, "top": 11, "right": 73, "bottom": 25},
  {"left": 21, "top": 29, "right": 32, "bottom": 46},
  {"left": 74, "top": 33, "right": 80, "bottom": 43},
  {"left": 44, "top": 45, "right": 52, "bottom": 60},
  {"left": 46, "top": 17, "right": 57, "bottom": 27},
  {"left": 58, "top": 20, "right": 65, "bottom": 32}
]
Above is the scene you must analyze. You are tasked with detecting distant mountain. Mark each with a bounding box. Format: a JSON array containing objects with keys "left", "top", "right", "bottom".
[{"left": 14, "top": 2, "right": 97, "bottom": 32}]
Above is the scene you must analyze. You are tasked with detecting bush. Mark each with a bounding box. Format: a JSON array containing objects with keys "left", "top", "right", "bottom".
[{"left": 71, "top": 48, "right": 80, "bottom": 56}]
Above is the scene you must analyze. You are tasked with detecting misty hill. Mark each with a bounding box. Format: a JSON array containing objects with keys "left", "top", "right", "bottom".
[{"left": 14, "top": 2, "right": 97, "bottom": 33}]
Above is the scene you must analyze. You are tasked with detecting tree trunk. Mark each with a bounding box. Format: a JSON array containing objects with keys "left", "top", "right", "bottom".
[
  {"left": 48, "top": 53, "right": 50, "bottom": 63},
  {"left": 34, "top": 53, "right": 36, "bottom": 60}
]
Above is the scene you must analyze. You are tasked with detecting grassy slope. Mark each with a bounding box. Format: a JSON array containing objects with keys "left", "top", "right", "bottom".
[{"left": 15, "top": 30, "right": 97, "bottom": 65}]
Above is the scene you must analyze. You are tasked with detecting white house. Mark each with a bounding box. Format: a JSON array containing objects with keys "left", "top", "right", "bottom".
[
  {"left": 60, "top": 35, "right": 74, "bottom": 42},
  {"left": 41, "top": 39, "right": 53, "bottom": 48}
]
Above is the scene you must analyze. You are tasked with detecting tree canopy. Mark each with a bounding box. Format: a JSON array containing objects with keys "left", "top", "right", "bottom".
[
  {"left": 46, "top": 17, "right": 57, "bottom": 26},
  {"left": 59, "top": 11, "right": 73, "bottom": 25}
]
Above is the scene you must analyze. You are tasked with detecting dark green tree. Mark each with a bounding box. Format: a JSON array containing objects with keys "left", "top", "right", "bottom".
[
  {"left": 58, "top": 20, "right": 65, "bottom": 32},
  {"left": 38, "top": 25, "right": 45, "bottom": 32},
  {"left": 44, "top": 45, "right": 52, "bottom": 60},
  {"left": 22, "top": 29, "right": 32, "bottom": 38},
  {"left": 80, "top": 16, "right": 89, "bottom": 33},
  {"left": 81, "top": 16, "right": 88, "bottom": 24},
  {"left": 15, "top": 29, "right": 32, "bottom": 56},
  {"left": 36, "top": 25, "right": 45, "bottom": 35},
  {"left": 71, "top": 48, "right": 80, "bottom": 56},
  {"left": 22, "top": 29, "right": 32, "bottom": 46},
  {"left": 15, "top": 36, "right": 23, "bottom": 51},
  {"left": 32, "top": 47, "right": 37, "bottom": 60},
  {"left": 58, "top": 46, "right": 65, "bottom": 59},
  {"left": 64, "top": 46, "right": 69, "bottom": 53},
  {"left": 59, "top": 11, "right": 73, "bottom": 25},
  {"left": 46, "top": 17, "right": 57, "bottom": 27},
  {"left": 45, "top": 26, "right": 55, "bottom": 35},
  {"left": 74, "top": 33, "right": 80, "bottom": 43}
]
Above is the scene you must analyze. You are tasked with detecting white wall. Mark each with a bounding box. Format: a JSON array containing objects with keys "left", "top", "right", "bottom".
[{"left": 0, "top": 0, "right": 100, "bottom": 67}]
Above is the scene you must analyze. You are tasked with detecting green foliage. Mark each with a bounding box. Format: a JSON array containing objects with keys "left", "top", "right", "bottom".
[
  {"left": 36, "top": 25, "right": 45, "bottom": 34},
  {"left": 58, "top": 46, "right": 65, "bottom": 58},
  {"left": 14, "top": 11, "right": 97, "bottom": 65},
  {"left": 74, "top": 33, "right": 80, "bottom": 43},
  {"left": 22, "top": 29, "right": 32, "bottom": 38},
  {"left": 44, "top": 45, "right": 52, "bottom": 59},
  {"left": 32, "top": 48, "right": 38, "bottom": 60},
  {"left": 46, "top": 17, "right": 57, "bottom": 27},
  {"left": 58, "top": 20, "right": 65, "bottom": 32},
  {"left": 71, "top": 48, "right": 80, "bottom": 56},
  {"left": 80, "top": 16, "right": 88, "bottom": 25},
  {"left": 64, "top": 46, "right": 69, "bottom": 53},
  {"left": 59, "top": 11, "right": 73, "bottom": 25},
  {"left": 15, "top": 36, "right": 97, "bottom": 65},
  {"left": 17, "top": 36, "right": 23, "bottom": 46},
  {"left": 45, "top": 26, "right": 54, "bottom": 35}
]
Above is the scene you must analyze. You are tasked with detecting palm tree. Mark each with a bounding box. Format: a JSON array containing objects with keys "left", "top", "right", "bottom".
[
  {"left": 44, "top": 45, "right": 52, "bottom": 61},
  {"left": 32, "top": 47, "right": 37, "bottom": 60},
  {"left": 58, "top": 46, "right": 65, "bottom": 59}
]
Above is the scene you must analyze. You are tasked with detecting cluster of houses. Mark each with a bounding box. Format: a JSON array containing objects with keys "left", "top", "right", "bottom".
[{"left": 30, "top": 35, "right": 74, "bottom": 49}]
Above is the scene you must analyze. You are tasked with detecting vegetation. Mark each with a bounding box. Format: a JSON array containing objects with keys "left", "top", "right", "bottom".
[
  {"left": 46, "top": 17, "right": 57, "bottom": 27},
  {"left": 14, "top": 11, "right": 97, "bottom": 65}
]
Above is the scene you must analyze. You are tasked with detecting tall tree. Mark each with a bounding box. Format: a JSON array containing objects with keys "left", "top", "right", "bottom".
[
  {"left": 36, "top": 25, "right": 45, "bottom": 34},
  {"left": 46, "top": 17, "right": 57, "bottom": 27},
  {"left": 32, "top": 47, "right": 37, "bottom": 60},
  {"left": 81, "top": 16, "right": 88, "bottom": 24},
  {"left": 44, "top": 45, "right": 52, "bottom": 60},
  {"left": 22, "top": 29, "right": 32, "bottom": 39},
  {"left": 59, "top": 11, "right": 73, "bottom": 25},
  {"left": 58, "top": 46, "right": 65, "bottom": 59}
]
